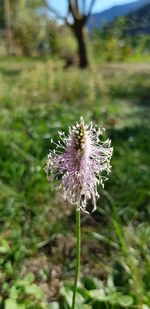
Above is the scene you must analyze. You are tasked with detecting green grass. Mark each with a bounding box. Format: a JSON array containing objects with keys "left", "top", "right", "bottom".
[
  {"left": 0, "top": 57, "right": 150, "bottom": 309},
  {"left": 125, "top": 53, "right": 150, "bottom": 63}
]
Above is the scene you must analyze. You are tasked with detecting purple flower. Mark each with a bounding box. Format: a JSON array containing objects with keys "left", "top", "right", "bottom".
[{"left": 45, "top": 117, "right": 113, "bottom": 213}]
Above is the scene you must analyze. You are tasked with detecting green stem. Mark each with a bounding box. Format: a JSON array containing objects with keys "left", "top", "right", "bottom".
[{"left": 72, "top": 208, "right": 81, "bottom": 309}]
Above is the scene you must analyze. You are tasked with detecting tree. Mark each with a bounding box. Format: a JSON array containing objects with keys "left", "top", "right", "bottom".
[
  {"left": 0, "top": 0, "right": 26, "bottom": 54},
  {"left": 45, "top": 0, "right": 96, "bottom": 68},
  {"left": 4, "top": 0, "right": 13, "bottom": 54},
  {"left": 0, "top": 0, "right": 5, "bottom": 30}
]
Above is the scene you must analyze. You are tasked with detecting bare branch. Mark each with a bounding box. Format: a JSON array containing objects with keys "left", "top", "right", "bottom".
[
  {"left": 82, "top": 0, "right": 86, "bottom": 13},
  {"left": 75, "top": 0, "right": 79, "bottom": 12},
  {"left": 67, "top": 0, "right": 70, "bottom": 15},
  {"left": 68, "top": 0, "right": 82, "bottom": 20},
  {"left": 87, "top": 0, "right": 96, "bottom": 19},
  {"left": 44, "top": 0, "right": 67, "bottom": 22},
  {"left": 68, "top": 0, "right": 76, "bottom": 20}
]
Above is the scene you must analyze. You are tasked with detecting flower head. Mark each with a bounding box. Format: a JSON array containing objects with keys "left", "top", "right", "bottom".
[{"left": 45, "top": 117, "right": 113, "bottom": 213}]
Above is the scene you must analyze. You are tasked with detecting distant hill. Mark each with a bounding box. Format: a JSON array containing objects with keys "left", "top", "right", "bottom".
[
  {"left": 88, "top": 0, "right": 150, "bottom": 31},
  {"left": 125, "top": 3, "right": 150, "bottom": 35}
]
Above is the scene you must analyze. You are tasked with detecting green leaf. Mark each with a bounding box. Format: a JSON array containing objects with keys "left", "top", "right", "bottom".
[
  {"left": 88, "top": 289, "right": 109, "bottom": 302},
  {"left": 83, "top": 277, "right": 103, "bottom": 290},
  {"left": 25, "top": 283, "right": 43, "bottom": 299},
  {"left": 23, "top": 272, "right": 35, "bottom": 284},
  {"left": 109, "top": 293, "right": 133, "bottom": 307},
  {"left": 5, "top": 299, "right": 25, "bottom": 309},
  {"left": 9, "top": 286, "right": 19, "bottom": 299},
  {"left": 5, "top": 261, "right": 14, "bottom": 276},
  {"left": 47, "top": 302, "right": 59, "bottom": 309},
  {"left": 61, "top": 284, "right": 85, "bottom": 309},
  {"left": 5, "top": 298, "right": 17, "bottom": 309},
  {"left": 60, "top": 285, "right": 73, "bottom": 308},
  {"left": 118, "top": 295, "right": 134, "bottom": 307},
  {"left": 77, "top": 286, "right": 91, "bottom": 299},
  {"left": 0, "top": 239, "right": 10, "bottom": 254}
]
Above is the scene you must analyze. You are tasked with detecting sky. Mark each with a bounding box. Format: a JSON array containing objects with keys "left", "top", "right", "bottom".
[{"left": 49, "top": 0, "right": 138, "bottom": 16}]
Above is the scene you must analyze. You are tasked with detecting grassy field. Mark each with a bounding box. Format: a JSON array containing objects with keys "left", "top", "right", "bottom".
[{"left": 0, "top": 57, "right": 150, "bottom": 309}]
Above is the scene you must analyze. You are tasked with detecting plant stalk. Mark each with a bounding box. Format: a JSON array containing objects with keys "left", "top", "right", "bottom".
[{"left": 72, "top": 208, "right": 81, "bottom": 309}]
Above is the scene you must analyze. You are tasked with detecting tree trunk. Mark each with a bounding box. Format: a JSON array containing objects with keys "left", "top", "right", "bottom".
[
  {"left": 4, "top": 0, "right": 13, "bottom": 55},
  {"left": 73, "top": 23, "right": 88, "bottom": 69}
]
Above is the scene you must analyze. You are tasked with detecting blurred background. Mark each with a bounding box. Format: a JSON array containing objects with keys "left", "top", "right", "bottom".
[{"left": 0, "top": 0, "right": 150, "bottom": 308}]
